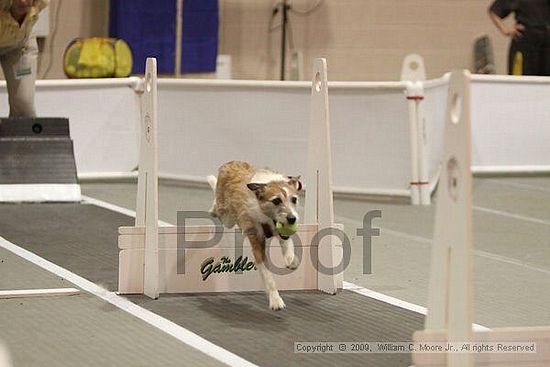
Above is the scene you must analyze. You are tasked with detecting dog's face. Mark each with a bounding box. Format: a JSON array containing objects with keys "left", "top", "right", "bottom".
[{"left": 247, "top": 177, "right": 301, "bottom": 225}]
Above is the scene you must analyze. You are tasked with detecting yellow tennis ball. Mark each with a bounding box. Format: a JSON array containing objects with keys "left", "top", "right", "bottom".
[{"left": 276, "top": 222, "right": 298, "bottom": 237}]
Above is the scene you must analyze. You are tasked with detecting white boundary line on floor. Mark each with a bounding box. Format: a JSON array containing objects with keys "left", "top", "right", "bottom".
[
  {"left": 342, "top": 282, "right": 487, "bottom": 332},
  {"left": 380, "top": 225, "right": 550, "bottom": 275},
  {"left": 344, "top": 283, "right": 486, "bottom": 332},
  {"left": 475, "top": 249, "right": 550, "bottom": 275},
  {"left": 0, "top": 235, "right": 259, "bottom": 367},
  {"left": 83, "top": 194, "right": 489, "bottom": 330},
  {"left": 484, "top": 179, "right": 550, "bottom": 195},
  {"left": 337, "top": 213, "right": 550, "bottom": 331},
  {"left": 474, "top": 205, "right": 550, "bottom": 227},
  {"left": 81, "top": 195, "right": 172, "bottom": 227},
  {"left": 342, "top": 281, "right": 427, "bottom": 314}
]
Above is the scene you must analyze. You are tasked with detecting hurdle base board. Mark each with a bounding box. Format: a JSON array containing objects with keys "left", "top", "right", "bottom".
[
  {"left": 0, "top": 288, "right": 80, "bottom": 299},
  {"left": 0, "top": 184, "right": 81, "bottom": 202},
  {"left": 413, "top": 327, "right": 550, "bottom": 366},
  {"left": 118, "top": 224, "right": 344, "bottom": 294}
]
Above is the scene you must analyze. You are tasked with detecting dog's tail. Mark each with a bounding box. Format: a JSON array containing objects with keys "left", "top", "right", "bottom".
[{"left": 206, "top": 175, "right": 217, "bottom": 191}]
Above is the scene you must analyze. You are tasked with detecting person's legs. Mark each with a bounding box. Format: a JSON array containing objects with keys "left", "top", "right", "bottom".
[
  {"left": 542, "top": 28, "right": 550, "bottom": 76},
  {"left": 508, "top": 29, "right": 545, "bottom": 76},
  {"left": 0, "top": 36, "right": 38, "bottom": 117},
  {"left": 508, "top": 40, "right": 523, "bottom": 75},
  {"left": 522, "top": 47, "right": 541, "bottom": 75}
]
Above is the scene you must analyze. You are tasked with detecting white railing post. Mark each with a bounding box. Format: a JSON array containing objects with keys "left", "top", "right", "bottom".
[{"left": 402, "top": 54, "right": 430, "bottom": 205}]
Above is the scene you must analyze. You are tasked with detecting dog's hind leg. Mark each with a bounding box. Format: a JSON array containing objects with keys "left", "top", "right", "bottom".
[
  {"left": 206, "top": 175, "right": 219, "bottom": 217},
  {"left": 220, "top": 215, "right": 236, "bottom": 229},
  {"left": 246, "top": 227, "right": 285, "bottom": 311},
  {"left": 279, "top": 237, "right": 299, "bottom": 269}
]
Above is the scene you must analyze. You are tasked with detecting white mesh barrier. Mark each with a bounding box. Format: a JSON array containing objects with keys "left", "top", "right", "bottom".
[
  {"left": 330, "top": 84, "right": 411, "bottom": 196},
  {"left": 422, "top": 74, "right": 550, "bottom": 178},
  {"left": 157, "top": 80, "right": 412, "bottom": 197},
  {"left": 422, "top": 75, "right": 449, "bottom": 193},
  {"left": 157, "top": 81, "right": 310, "bottom": 185},
  {"left": 1, "top": 73, "right": 546, "bottom": 202},
  {"left": 470, "top": 75, "right": 550, "bottom": 173},
  {"left": 0, "top": 79, "right": 141, "bottom": 175}
]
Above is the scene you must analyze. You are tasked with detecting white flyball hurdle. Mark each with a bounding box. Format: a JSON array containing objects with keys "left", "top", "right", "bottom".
[
  {"left": 413, "top": 70, "right": 550, "bottom": 367},
  {"left": 118, "top": 58, "right": 343, "bottom": 297}
]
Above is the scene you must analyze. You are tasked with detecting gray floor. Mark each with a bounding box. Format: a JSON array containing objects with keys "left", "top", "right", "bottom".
[
  {"left": 81, "top": 176, "right": 550, "bottom": 328},
  {"left": 0, "top": 199, "right": 423, "bottom": 367},
  {"left": 129, "top": 291, "right": 421, "bottom": 367},
  {"left": 0, "top": 176, "right": 549, "bottom": 367},
  {"left": 337, "top": 176, "right": 550, "bottom": 328},
  {"left": 0, "top": 248, "right": 227, "bottom": 367}
]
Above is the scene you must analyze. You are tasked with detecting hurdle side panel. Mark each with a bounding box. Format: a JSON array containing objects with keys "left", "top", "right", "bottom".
[
  {"left": 118, "top": 248, "right": 145, "bottom": 294},
  {"left": 118, "top": 224, "right": 319, "bottom": 249},
  {"left": 413, "top": 328, "right": 550, "bottom": 366},
  {"left": 118, "top": 228, "right": 319, "bottom": 294},
  {"left": 305, "top": 58, "right": 341, "bottom": 294}
]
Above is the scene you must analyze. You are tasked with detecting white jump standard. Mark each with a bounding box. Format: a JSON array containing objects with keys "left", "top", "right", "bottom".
[
  {"left": 412, "top": 70, "right": 550, "bottom": 367},
  {"left": 118, "top": 58, "right": 343, "bottom": 309}
]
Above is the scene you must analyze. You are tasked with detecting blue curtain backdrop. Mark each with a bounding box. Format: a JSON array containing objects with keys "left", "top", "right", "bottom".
[{"left": 109, "top": 0, "right": 219, "bottom": 74}]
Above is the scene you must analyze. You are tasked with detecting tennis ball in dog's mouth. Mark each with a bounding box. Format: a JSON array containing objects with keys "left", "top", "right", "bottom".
[{"left": 276, "top": 222, "right": 298, "bottom": 237}]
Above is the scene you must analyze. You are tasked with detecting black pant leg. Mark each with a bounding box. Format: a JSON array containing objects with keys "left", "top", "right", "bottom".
[
  {"left": 542, "top": 27, "right": 550, "bottom": 76},
  {"left": 508, "top": 29, "right": 546, "bottom": 75}
]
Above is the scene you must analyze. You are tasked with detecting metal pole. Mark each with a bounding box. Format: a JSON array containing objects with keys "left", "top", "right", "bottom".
[
  {"left": 280, "top": 0, "right": 288, "bottom": 81},
  {"left": 175, "top": 0, "right": 184, "bottom": 77}
]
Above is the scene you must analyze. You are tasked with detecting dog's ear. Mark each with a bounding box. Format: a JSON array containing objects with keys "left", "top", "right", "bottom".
[
  {"left": 287, "top": 176, "right": 302, "bottom": 191},
  {"left": 247, "top": 183, "right": 266, "bottom": 197}
]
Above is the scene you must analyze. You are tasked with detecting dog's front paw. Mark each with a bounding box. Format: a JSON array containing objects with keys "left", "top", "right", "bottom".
[
  {"left": 285, "top": 253, "right": 299, "bottom": 270},
  {"left": 269, "top": 291, "right": 286, "bottom": 311}
]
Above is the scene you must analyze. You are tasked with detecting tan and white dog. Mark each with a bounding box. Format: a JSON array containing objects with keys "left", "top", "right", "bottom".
[{"left": 207, "top": 161, "right": 301, "bottom": 310}]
